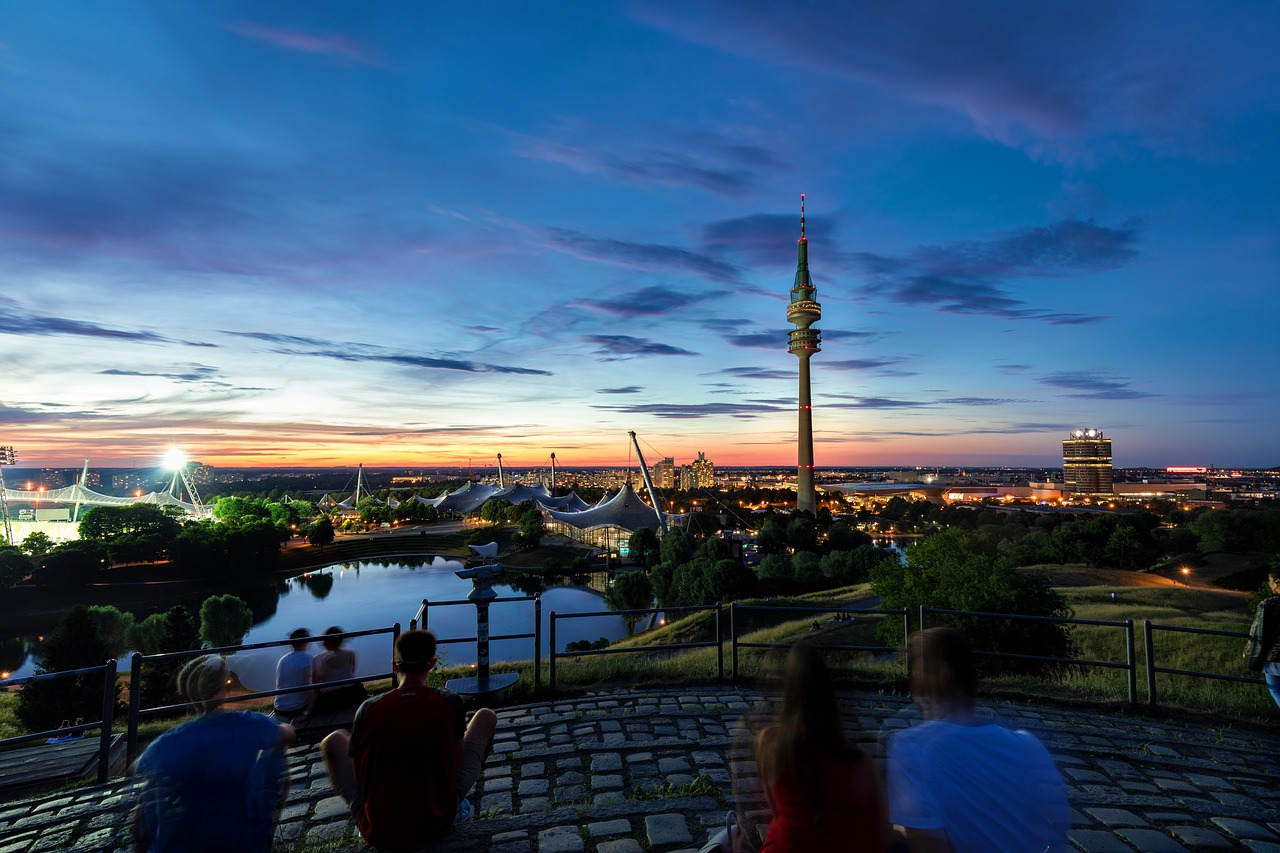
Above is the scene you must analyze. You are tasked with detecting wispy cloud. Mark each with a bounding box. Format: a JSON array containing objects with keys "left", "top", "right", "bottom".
[
  {"left": 594, "top": 401, "right": 782, "bottom": 418},
  {"left": 570, "top": 285, "right": 727, "bottom": 319},
  {"left": 224, "top": 21, "right": 384, "bottom": 67},
  {"left": 225, "top": 331, "right": 552, "bottom": 376},
  {"left": 1039, "top": 370, "right": 1156, "bottom": 399},
  {"left": 718, "top": 366, "right": 793, "bottom": 380},
  {"left": 597, "top": 386, "right": 644, "bottom": 395},
  {"left": 541, "top": 227, "right": 740, "bottom": 283},
  {"left": 0, "top": 299, "right": 209, "bottom": 346},
  {"left": 856, "top": 218, "right": 1137, "bottom": 324},
  {"left": 583, "top": 335, "right": 697, "bottom": 358}
]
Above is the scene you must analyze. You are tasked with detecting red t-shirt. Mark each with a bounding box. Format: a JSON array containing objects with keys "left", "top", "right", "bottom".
[
  {"left": 760, "top": 753, "right": 887, "bottom": 853},
  {"left": 349, "top": 685, "right": 464, "bottom": 852}
]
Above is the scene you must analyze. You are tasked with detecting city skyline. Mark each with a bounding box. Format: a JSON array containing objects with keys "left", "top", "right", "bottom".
[{"left": 2, "top": 2, "right": 1278, "bottom": 470}]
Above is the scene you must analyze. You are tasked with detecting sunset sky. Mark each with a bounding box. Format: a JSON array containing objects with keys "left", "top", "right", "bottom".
[{"left": 2, "top": 2, "right": 1277, "bottom": 471}]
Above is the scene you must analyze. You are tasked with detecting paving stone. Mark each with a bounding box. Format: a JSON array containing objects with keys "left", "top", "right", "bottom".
[
  {"left": 312, "top": 794, "right": 351, "bottom": 821},
  {"left": 69, "top": 828, "right": 118, "bottom": 852},
  {"left": 592, "top": 754, "right": 623, "bottom": 772},
  {"left": 1085, "top": 808, "right": 1149, "bottom": 828},
  {"left": 646, "top": 813, "right": 693, "bottom": 847},
  {"left": 480, "top": 792, "right": 513, "bottom": 815},
  {"left": 1069, "top": 829, "right": 1135, "bottom": 852},
  {"left": 537, "top": 825, "right": 585, "bottom": 853},
  {"left": 1167, "top": 826, "right": 1234, "bottom": 850},
  {"left": 1186, "top": 773, "right": 1234, "bottom": 791},
  {"left": 1211, "top": 818, "right": 1280, "bottom": 841},
  {"left": 519, "top": 796, "right": 551, "bottom": 814},
  {"left": 1115, "top": 829, "right": 1189, "bottom": 852},
  {"left": 518, "top": 778, "right": 549, "bottom": 796},
  {"left": 588, "top": 819, "right": 631, "bottom": 837},
  {"left": 592, "top": 774, "right": 623, "bottom": 790},
  {"left": 597, "top": 840, "right": 643, "bottom": 853}
]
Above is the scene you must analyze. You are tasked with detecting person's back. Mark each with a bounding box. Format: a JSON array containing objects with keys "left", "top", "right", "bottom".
[
  {"left": 761, "top": 750, "right": 884, "bottom": 853},
  {"left": 274, "top": 628, "right": 314, "bottom": 718},
  {"left": 133, "top": 657, "right": 291, "bottom": 853},
  {"left": 888, "top": 716, "right": 1067, "bottom": 852},
  {"left": 350, "top": 683, "right": 462, "bottom": 850},
  {"left": 888, "top": 628, "right": 1069, "bottom": 853}
]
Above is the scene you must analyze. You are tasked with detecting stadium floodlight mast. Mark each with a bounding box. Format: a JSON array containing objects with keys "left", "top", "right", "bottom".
[
  {"left": 0, "top": 446, "right": 16, "bottom": 546},
  {"left": 163, "top": 447, "right": 204, "bottom": 510}
]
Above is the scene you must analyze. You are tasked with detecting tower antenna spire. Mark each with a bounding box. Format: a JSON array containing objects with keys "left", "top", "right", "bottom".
[{"left": 800, "top": 193, "right": 806, "bottom": 240}]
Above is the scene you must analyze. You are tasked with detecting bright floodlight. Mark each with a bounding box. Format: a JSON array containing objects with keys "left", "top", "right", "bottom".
[{"left": 162, "top": 448, "right": 187, "bottom": 471}]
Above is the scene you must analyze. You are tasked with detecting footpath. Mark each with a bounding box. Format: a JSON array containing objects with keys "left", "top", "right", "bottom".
[{"left": 1, "top": 686, "right": 1278, "bottom": 853}]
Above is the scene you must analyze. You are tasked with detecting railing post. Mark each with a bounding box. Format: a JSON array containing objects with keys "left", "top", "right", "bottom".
[
  {"left": 903, "top": 609, "right": 911, "bottom": 676},
  {"left": 98, "top": 659, "right": 118, "bottom": 782},
  {"left": 549, "top": 611, "right": 557, "bottom": 694},
  {"left": 715, "top": 603, "right": 723, "bottom": 681},
  {"left": 421, "top": 599, "right": 429, "bottom": 632},
  {"left": 534, "top": 596, "right": 542, "bottom": 693},
  {"left": 731, "top": 603, "right": 739, "bottom": 681},
  {"left": 1143, "top": 620, "right": 1157, "bottom": 707},
  {"left": 918, "top": 604, "right": 927, "bottom": 632},
  {"left": 1124, "top": 619, "right": 1136, "bottom": 705},
  {"left": 126, "top": 653, "right": 143, "bottom": 770},
  {"left": 392, "top": 622, "right": 401, "bottom": 688}
]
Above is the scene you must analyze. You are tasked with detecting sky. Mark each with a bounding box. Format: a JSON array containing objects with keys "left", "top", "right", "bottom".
[{"left": 1, "top": 1, "right": 1278, "bottom": 471}]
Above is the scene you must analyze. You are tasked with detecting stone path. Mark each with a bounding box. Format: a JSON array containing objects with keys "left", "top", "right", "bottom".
[{"left": 2, "top": 686, "right": 1279, "bottom": 852}]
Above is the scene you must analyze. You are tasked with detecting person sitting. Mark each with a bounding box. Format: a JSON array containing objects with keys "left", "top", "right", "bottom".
[
  {"left": 311, "top": 626, "right": 368, "bottom": 715},
  {"left": 320, "top": 630, "right": 497, "bottom": 852},
  {"left": 887, "top": 627, "right": 1070, "bottom": 852},
  {"left": 132, "top": 655, "right": 294, "bottom": 852},
  {"left": 273, "top": 628, "right": 315, "bottom": 723},
  {"left": 752, "top": 640, "right": 887, "bottom": 852}
]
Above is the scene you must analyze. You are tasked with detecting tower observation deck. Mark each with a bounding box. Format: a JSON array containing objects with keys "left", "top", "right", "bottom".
[{"left": 788, "top": 195, "right": 822, "bottom": 514}]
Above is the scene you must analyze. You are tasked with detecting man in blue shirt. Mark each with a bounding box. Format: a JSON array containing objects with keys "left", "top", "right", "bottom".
[{"left": 133, "top": 655, "right": 294, "bottom": 852}]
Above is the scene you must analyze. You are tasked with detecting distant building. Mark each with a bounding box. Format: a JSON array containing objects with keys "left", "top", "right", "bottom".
[
  {"left": 113, "top": 471, "right": 156, "bottom": 492},
  {"left": 651, "top": 457, "right": 676, "bottom": 489},
  {"left": 1063, "top": 428, "right": 1114, "bottom": 495},
  {"left": 690, "top": 452, "right": 715, "bottom": 488}
]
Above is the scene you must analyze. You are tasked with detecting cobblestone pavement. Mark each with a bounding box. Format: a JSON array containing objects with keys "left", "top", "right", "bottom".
[{"left": 2, "top": 686, "right": 1279, "bottom": 852}]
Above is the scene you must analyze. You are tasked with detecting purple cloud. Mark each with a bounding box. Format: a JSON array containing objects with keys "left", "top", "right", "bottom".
[
  {"left": 570, "top": 285, "right": 727, "bottom": 319},
  {"left": 542, "top": 227, "right": 740, "bottom": 283},
  {"left": 1039, "top": 371, "right": 1156, "bottom": 400},
  {"left": 583, "top": 335, "right": 697, "bottom": 358}
]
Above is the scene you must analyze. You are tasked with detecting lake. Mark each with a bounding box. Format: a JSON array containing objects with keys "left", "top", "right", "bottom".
[{"left": 1, "top": 557, "right": 629, "bottom": 687}]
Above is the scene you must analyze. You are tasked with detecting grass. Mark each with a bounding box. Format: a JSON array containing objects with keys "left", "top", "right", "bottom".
[
  {"left": 0, "top": 691, "right": 21, "bottom": 740},
  {"left": 630, "top": 773, "right": 720, "bottom": 801}
]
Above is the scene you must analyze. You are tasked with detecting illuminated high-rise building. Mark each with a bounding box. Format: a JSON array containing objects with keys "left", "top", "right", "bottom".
[
  {"left": 689, "top": 452, "right": 715, "bottom": 488},
  {"left": 1063, "top": 428, "right": 1114, "bottom": 495},
  {"left": 651, "top": 457, "right": 676, "bottom": 489},
  {"left": 787, "top": 195, "right": 822, "bottom": 514}
]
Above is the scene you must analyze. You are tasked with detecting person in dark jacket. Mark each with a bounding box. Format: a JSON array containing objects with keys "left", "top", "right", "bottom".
[{"left": 1246, "top": 566, "right": 1280, "bottom": 709}]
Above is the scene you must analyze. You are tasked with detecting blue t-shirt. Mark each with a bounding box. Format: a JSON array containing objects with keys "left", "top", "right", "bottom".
[
  {"left": 134, "top": 711, "right": 286, "bottom": 853},
  {"left": 888, "top": 718, "right": 1070, "bottom": 853}
]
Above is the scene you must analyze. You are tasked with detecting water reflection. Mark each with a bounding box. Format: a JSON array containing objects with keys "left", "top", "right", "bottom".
[{"left": 4, "top": 557, "right": 627, "bottom": 684}]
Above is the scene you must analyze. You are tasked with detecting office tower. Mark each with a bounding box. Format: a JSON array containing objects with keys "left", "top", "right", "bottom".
[
  {"left": 787, "top": 195, "right": 822, "bottom": 514},
  {"left": 651, "top": 457, "right": 676, "bottom": 489},
  {"left": 1063, "top": 428, "right": 1114, "bottom": 495},
  {"left": 690, "top": 452, "right": 715, "bottom": 488}
]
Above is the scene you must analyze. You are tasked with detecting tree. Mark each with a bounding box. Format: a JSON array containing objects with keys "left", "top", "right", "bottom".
[
  {"left": 198, "top": 595, "right": 254, "bottom": 649},
  {"left": 308, "top": 516, "right": 335, "bottom": 550},
  {"left": 628, "top": 527, "right": 660, "bottom": 568},
  {"left": 16, "top": 605, "right": 115, "bottom": 733},
  {"left": 480, "top": 499, "right": 513, "bottom": 524},
  {"left": 791, "top": 551, "right": 822, "bottom": 586},
  {"left": 660, "top": 528, "right": 696, "bottom": 565},
  {"left": 602, "top": 571, "right": 654, "bottom": 634},
  {"left": 516, "top": 509, "right": 544, "bottom": 547},
  {"left": 0, "top": 545, "right": 31, "bottom": 588},
  {"left": 78, "top": 504, "right": 180, "bottom": 560},
  {"left": 128, "top": 606, "right": 201, "bottom": 707},
  {"left": 20, "top": 531, "right": 53, "bottom": 558},
  {"left": 757, "top": 553, "right": 792, "bottom": 583},
  {"left": 87, "top": 605, "right": 136, "bottom": 658},
  {"left": 871, "top": 528, "right": 1073, "bottom": 675},
  {"left": 34, "top": 539, "right": 108, "bottom": 584},
  {"left": 786, "top": 515, "right": 819, "bottom": 553},
  {"left": 755, "top": 518, "right": 788, "bottom": 556}
]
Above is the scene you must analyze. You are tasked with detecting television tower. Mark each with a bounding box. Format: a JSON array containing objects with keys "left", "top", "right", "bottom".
[{"left": 787, "top": 195, "right": 822, "bottom": 514}]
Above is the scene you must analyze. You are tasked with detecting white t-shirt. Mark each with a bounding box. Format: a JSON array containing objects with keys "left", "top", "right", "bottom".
[
  {"left": 274, "top": 650, "right": 313, "bottom": 713},
  {"left": 888, "top": 717, "right": 1070, "bottom": 853}
]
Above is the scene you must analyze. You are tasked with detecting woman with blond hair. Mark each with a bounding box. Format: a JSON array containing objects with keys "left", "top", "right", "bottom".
[{"left": 752, "top": 641, "right": 887, "bottom": 852}]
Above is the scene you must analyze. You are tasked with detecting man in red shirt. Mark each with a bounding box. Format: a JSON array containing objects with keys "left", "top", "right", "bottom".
[{"left": 321, "top": 630, "right": 497, "bottom": 851}]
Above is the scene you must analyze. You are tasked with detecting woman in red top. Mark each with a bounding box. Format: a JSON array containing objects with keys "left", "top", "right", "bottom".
[{"left": 754, "top": 641, "right": 888, "bottom": 853}]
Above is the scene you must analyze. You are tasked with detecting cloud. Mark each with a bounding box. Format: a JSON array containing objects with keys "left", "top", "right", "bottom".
[
  {"left": 597, "top": 386, "right": 644, "bottom": 395},
  {"left": 99, "top": 366, "right": 228, "bottom": 385},
  {"left": 723, "top": 331, "right": 785, "bottom": 350},
  {"left": 0, "top": 300, "right": 206, "bottom": 346},
  {"left": 541, "top": 227, "right": 740, "bottom": 283},
  {"left": 224, "top": 21, "right": 384, "bottom": 67},
  {"left": 570, "top": 285, "right": 727, "bottom": 319},
  {"left": 594, "top": 401, "right": 782, "bottom": 418},
  {"left": 517, "top": 129, "right": 779, "bottom": 197},
  {"left": 1039, "top": 371, "right": 1156, "bottom": 399},
  {"left": 699, "top": 212, "right": 832, "bottom": 267},
  {"left": 224, "top": 331, "right": 552, "bottom": 376},
  {"left": 935, "top": 397, "right": 1031, "bottom": 406},
  {"left": 632, "top": 1, "right": 1272, "bottom": 161},
  {"left": 718, "top": 366, "right": 794, "bottom": 380},
  {"left": 823, "top": 357, "right": 907, "bottom": 372},
  {"left": 583, "top": 335, "right": 698, "bottom": 358},
  {"left": 856, "top": 218, "right": 1137, "bottom": 323},
  {"left": 825, "top": 396, "right": 931, "bottom": 409}
]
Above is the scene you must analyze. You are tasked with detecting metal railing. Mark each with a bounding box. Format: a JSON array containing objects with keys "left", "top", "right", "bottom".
[
  {"left": 549, "top": 604, "right": 723, "bottom": 692},
  {"left": 125, "top": 624, "right": 400, "bottom": 768},
  {"left": 730, "top": 603, "right": 909, "bottom": 679},
  {"left": 0, "top": 660, "right": 119, "bottom": 783},
  {"left": 410, "top": 596, "right": 541, "bottom": 692},
  {"left": 1142, "top": 621, "right": 1264, "bottom": 707},
  {"left": 921, "top": 605, "right": 1138, "bottom": 704}
]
